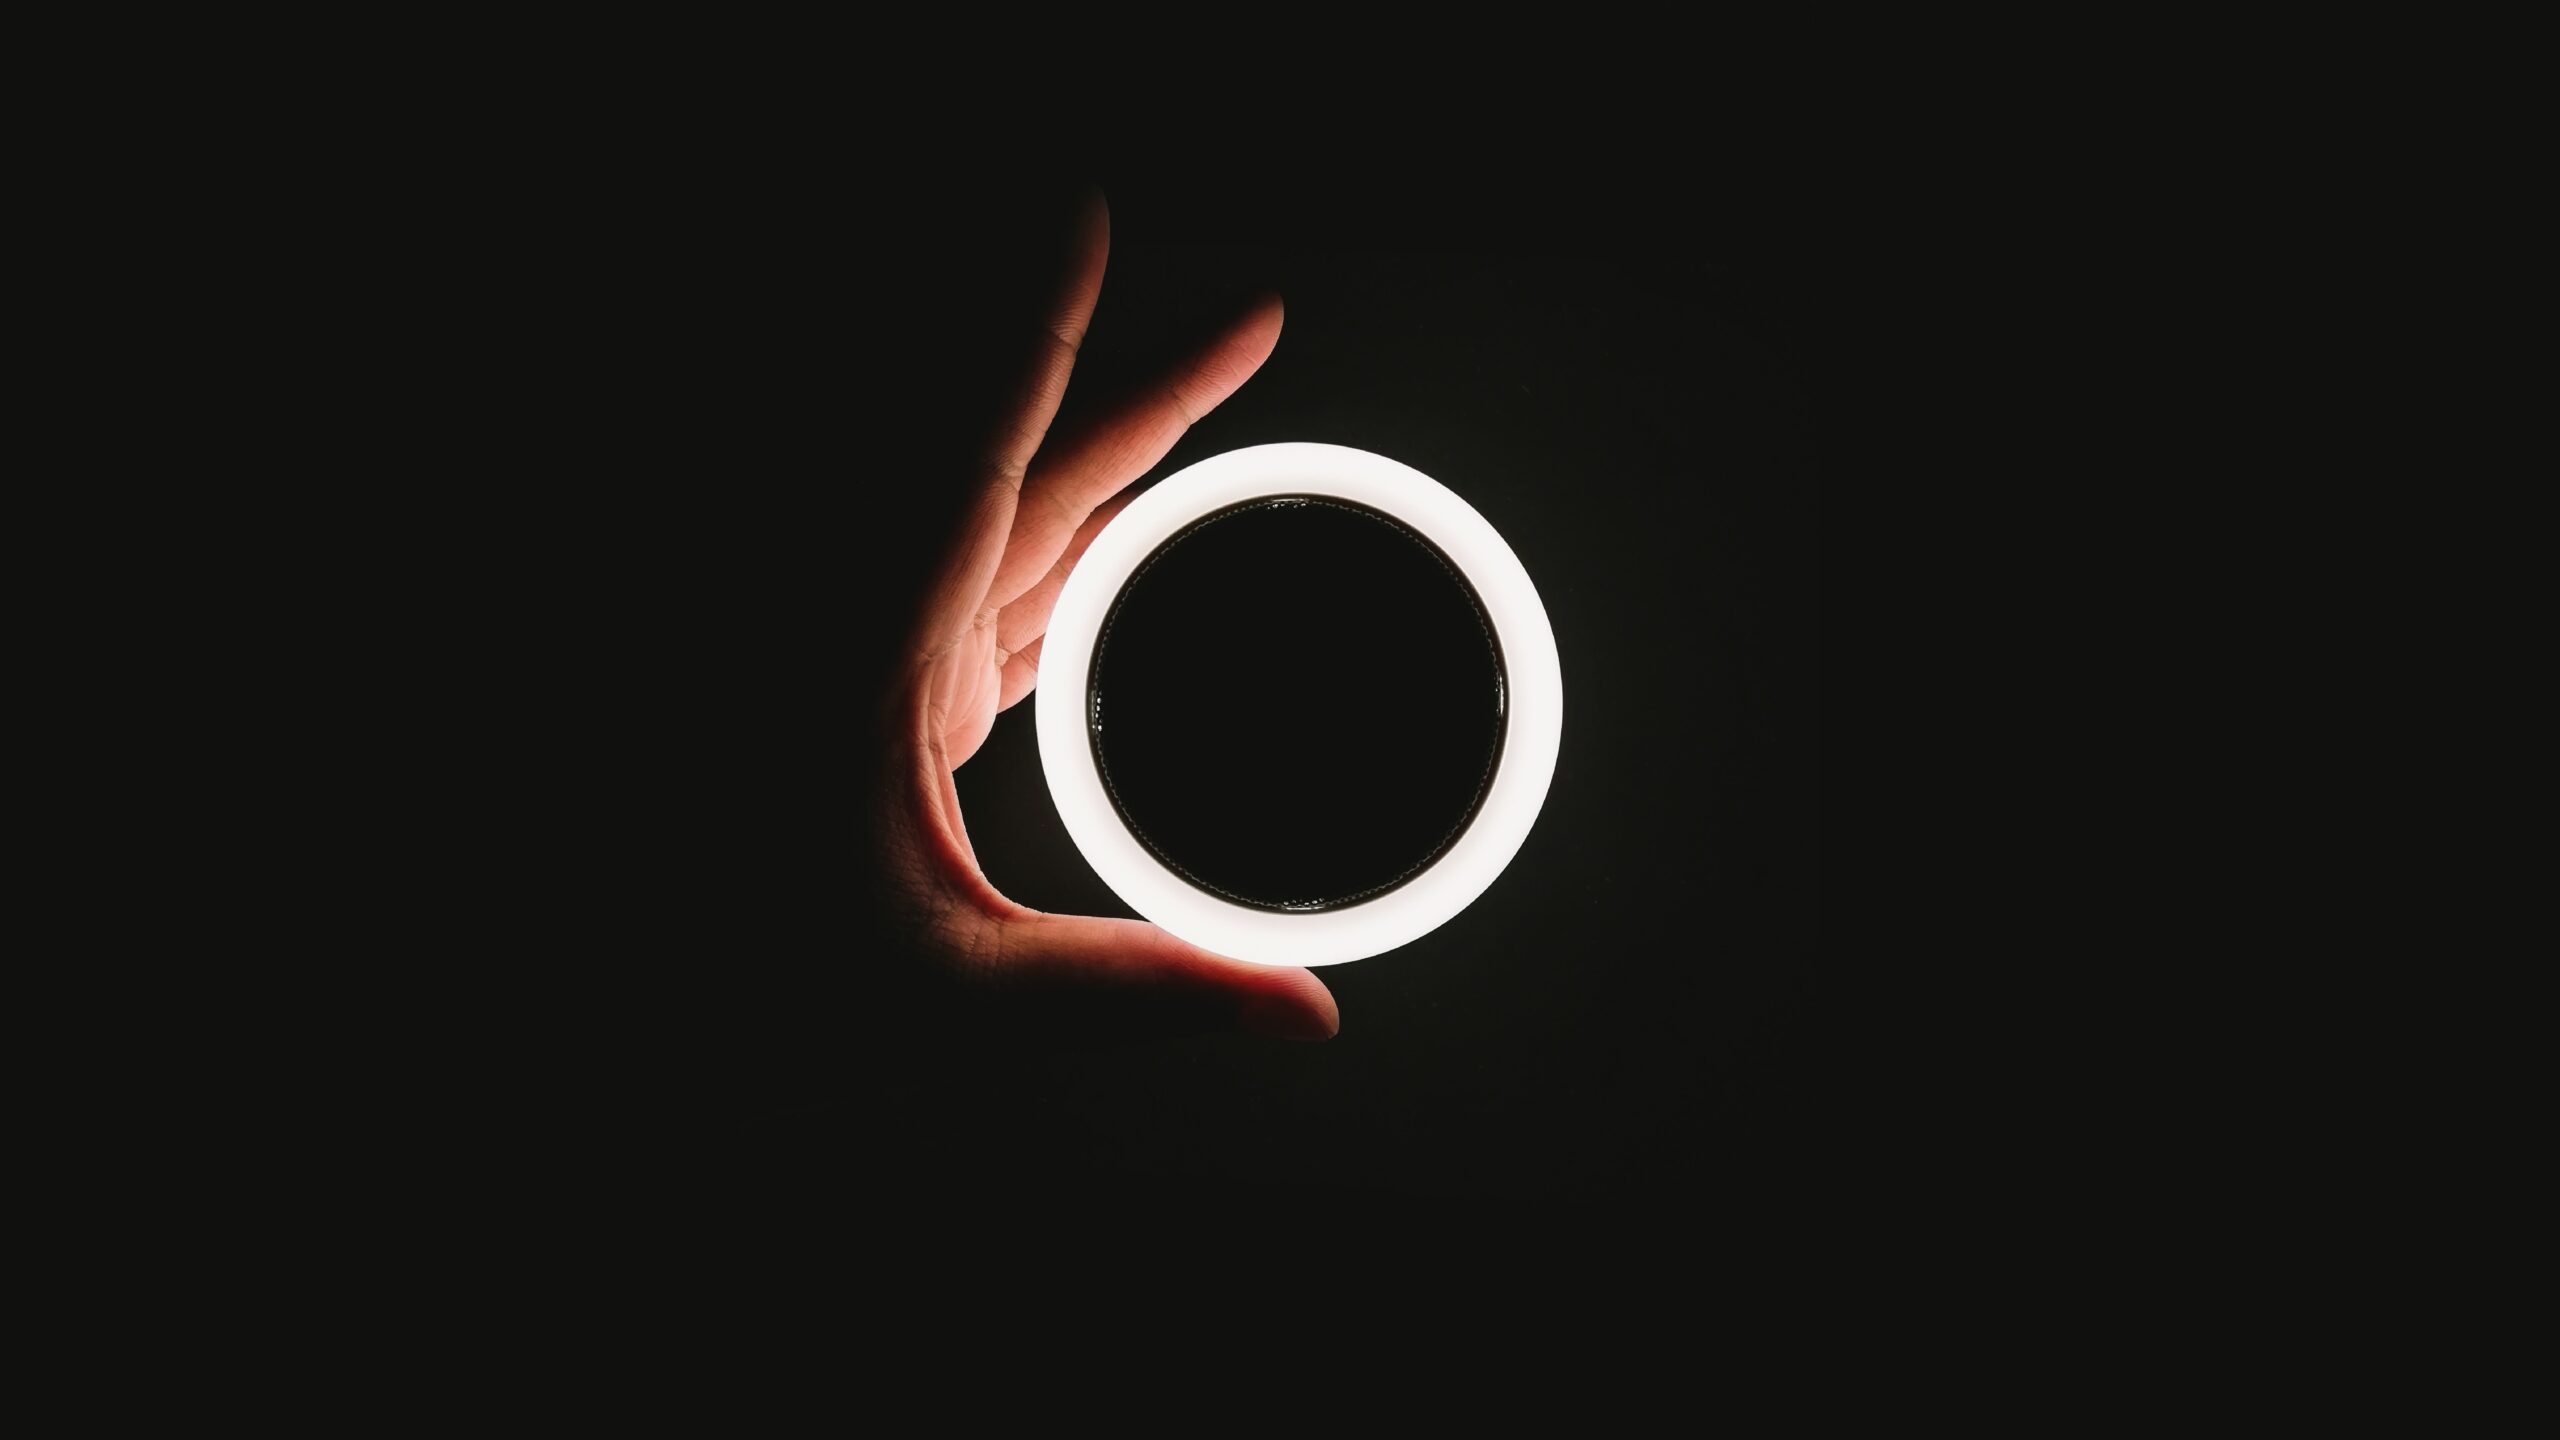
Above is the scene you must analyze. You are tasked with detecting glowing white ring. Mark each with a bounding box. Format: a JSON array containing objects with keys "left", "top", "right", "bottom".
[{"left": 1037, "top": 443, "right": 1562, "bottom": 967}]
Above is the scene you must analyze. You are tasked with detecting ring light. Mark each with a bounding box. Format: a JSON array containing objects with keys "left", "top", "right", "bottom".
[{"left": 1037, "top": 443, "right": 1562, "bottom": 966}]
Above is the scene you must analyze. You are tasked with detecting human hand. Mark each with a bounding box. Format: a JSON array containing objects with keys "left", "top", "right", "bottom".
[{"left": 873, "top": 191, "right": 1339, "bottom": 1044}]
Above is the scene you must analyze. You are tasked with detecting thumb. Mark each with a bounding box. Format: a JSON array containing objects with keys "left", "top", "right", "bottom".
[{"left": 986, "top": 913, "right": 1339, "bottom": 1044}]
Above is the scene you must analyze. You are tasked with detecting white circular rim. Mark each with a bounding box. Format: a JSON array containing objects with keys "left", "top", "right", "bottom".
[{"left": 1036, "top": 442, "right": 1562, "bottom": 967}]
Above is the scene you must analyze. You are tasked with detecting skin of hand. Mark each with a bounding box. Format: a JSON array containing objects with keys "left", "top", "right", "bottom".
[{"left": 870, "top": 191, "right": 1340, "bottom": 1045}]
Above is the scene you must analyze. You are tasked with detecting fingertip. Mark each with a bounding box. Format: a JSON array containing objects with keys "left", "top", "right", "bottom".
[
  {"left": 1216, "top": 291, "right": 1287, "bottom": 374},
  {"left": 1238, "top": 993, "right": 1337, "bottom": 1043},
  {"left": 1237, "top": 966, "right": 1338, "bottom": 1043}
]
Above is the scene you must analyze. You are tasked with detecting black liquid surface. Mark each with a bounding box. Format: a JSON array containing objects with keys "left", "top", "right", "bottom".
[{"left": 1090, "top": 496, "right": 1506, "bottom": 911}]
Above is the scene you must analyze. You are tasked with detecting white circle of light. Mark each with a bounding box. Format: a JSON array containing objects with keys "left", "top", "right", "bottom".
[{"left": 1036, "top": 442, "right": 1563, "bottom": 967}]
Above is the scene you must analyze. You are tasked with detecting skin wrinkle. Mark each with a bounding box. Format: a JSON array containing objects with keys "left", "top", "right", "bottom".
[
  {"left": 999, "top": 634, "right": 1041, "bottom": 680},
  {"left": 997, "top": 638, "right": 1043, "bottom": 711},
  {"left": 988, "top": 329, "right": 1078, "bottom": 483},
  {"left": 912, "top": 483, "right": 1022, "bottom": 670},
  {"left": 994, "top": 492, "right": 1134, "bottom": 656}
]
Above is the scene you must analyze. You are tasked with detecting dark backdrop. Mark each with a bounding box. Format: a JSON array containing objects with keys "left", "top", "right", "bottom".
[
  {"left": 833, "top": 170, "right": 1807, "bottom": 1224},
  {"left": 471, "top": 161, "right": 1823, "bottom": 1235}
]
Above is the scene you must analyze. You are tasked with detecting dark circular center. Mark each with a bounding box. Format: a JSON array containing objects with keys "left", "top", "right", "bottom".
[{"left": 1088, "top": 495, "right": 1507, "bottom": 912}]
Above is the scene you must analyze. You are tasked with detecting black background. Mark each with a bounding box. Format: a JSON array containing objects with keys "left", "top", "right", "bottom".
[
  {"left": 460, "top": 158, "right": 1825, "bottom": 1240},
  {"left": 720, "top": 167, "right": 1818, "bottom": 1230}
]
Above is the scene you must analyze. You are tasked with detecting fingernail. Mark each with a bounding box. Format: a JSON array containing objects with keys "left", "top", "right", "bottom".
[{"left": 1238, "top": 994, "right": 1337, "bottom": 1043}]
